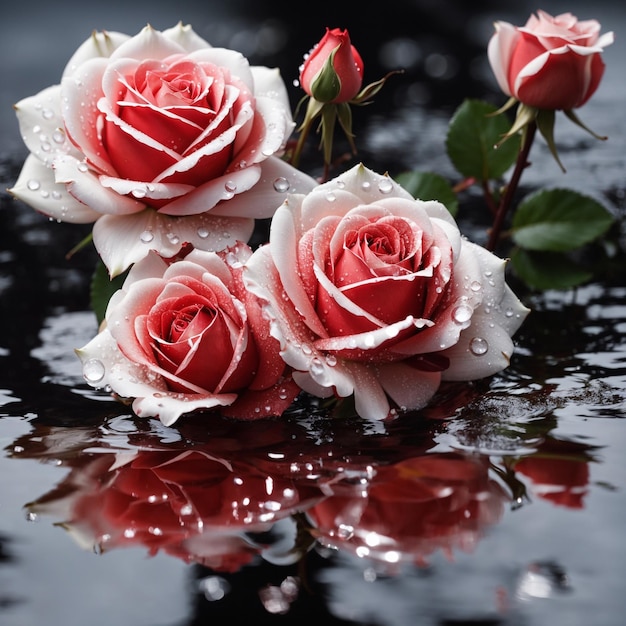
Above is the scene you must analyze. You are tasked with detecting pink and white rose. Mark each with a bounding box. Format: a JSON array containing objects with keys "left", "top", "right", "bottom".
[
  {"left": 488, "top": 10, "right": 613, "bottom": 110},
  {"left": 76, "top": 245, "right": 299, "bottom": 425},
  {"left": 244, "top": 164, "right": 529, "bottom": 420},
  {"left": 10, "top": 23, "right": 316, "bottom": 276}
]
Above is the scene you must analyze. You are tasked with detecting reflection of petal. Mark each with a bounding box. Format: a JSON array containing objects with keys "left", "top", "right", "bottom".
[
  {"left": 92, "top": 211, "right": 254, "bottom": 277},
  {"left": 9, "top": 155, "right": 99, "bottom": 224}
]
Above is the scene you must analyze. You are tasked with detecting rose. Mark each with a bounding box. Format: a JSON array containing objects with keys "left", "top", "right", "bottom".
[
  {"left": 487, "top": 10, "right": 614, "bottom": 110},
  {"left": 9, "top": 23, "right": 317, "bottom": 276},
  {"left": 299, "top": 27, "right": 364, "bottom": 104},
  {"left": 27, "top": 449, "right": 319, "bottom": 569},
  {"left": 245, "top": 164, "right": 529, "bottom": 420},
  {"left": 306, "top": 453, "right": 508, "bottom": 565},
  {"left": 76, "top": 244, "right": 299, "bottom": 425}
]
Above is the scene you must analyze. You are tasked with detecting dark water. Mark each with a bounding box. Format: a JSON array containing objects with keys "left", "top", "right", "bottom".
[{"left": 1, "top": 1, "right": 625, "bottom": 625}]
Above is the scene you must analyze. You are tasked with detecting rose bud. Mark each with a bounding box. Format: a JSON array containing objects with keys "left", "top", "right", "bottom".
[
  {"left": 299, "top": 27, "right": 364, "bottom": 104},
  {"left": 488, "top": 10, "right": 613, "bottom": 110}
]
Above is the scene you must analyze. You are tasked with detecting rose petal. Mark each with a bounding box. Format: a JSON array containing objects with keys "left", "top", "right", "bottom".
[
  {"left": 9, "top": 155, "right": 100, "bottom": 224},
  {"left": 93, "top": 210, "right": 254, "bottom": 277},
  {"left": 208, "top": 156, "right": 319, "bottom": 218},
  {"left": 61, "top": 30, "right": 130, "bottom": 78},
  {"left": 14, "top": 85, "right": 78, "bottom": 166},
  {"left": 53, "top": 154, "right": 145, "bottom": 216},
  {"left": 161, "top": 22, "right": 212, "bottom": 52},
  {"left": 159, "top": 167, "right": 261, "bottom": 216},
  {"left": 376, "top": 361, "right": 441, "bottom": 412}
]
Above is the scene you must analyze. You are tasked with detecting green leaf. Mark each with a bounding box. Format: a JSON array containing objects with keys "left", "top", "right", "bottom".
[
  {"left": 395, "top": 170, "right": 458, "bottom": 216},
  {"left": 446, "top": 98, "right": 521, "bottom": 181},
  {"left": 512, "top": 188, "right": 614, "bottom": 252},
  {"left": 90, "top": 260, "right": 127, "bottom": 325},
  {"left": 510, "top": 248, "right": 592, "bottom": 291}
]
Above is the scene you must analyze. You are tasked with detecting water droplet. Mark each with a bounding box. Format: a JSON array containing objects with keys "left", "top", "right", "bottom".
[
  {"left": 83, "top": 358, "right": 106, "bottom": 384},
  {"left": 273, "top": 177, "right": 290, "bottom": 192},
  {"left": 167, "top": 233, "right": 180, "bottom": 244},
  {"left": 452, "top": 303, "right": 473, "bottom": 325},
  {"left": 470, "top": 281, "right": 482, "bottom": 292},
  {"left": 224, "top": 180, "right": 237, "bottom": 193},
  {"left": 140, "top": 230, "right": 154, "bottom": 243},
  {"left": 197, "top": 227, "right": 210, "bottom": 239},
  {"left": 505, "top": 307, "right": 514, "bottom": 318},
  {"left": 131, "top": 188, "right": 146, "bottom": 198},
  {"left": 469, "top": 337, "right": 489, "bottom": 356},
  {"left": 336, "top": 523, "right": 354, "bottom": 539},
  {"left": 77, "top": 162, "right": 89, "bottom": 173},
  {"left": 325, "top": 354, "right": 337, "bottom": 366},
  {"left": 27, "top": 179, "right": 40, "bottom": 191},
  {"left": 378, "top": 178, "right": 393, "bottom": 194},
  {"left": 326, "top": 191, "right": 336, "bottom": 202},
  {"left": 310, "top": 357, "right": 325, "bottom": 377}
]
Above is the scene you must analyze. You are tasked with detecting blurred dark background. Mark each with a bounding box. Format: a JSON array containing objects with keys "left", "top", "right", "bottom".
[{"left": 2, "top": 0, "right": 623, "bottom": 157}]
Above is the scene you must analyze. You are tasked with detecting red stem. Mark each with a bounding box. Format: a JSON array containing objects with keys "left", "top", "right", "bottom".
[{"left": 487, "top": 121, "right": 537, "bottom": 252}]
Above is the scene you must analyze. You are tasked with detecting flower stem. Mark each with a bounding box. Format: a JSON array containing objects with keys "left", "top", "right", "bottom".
[{"left": 486, "top": 121, "right": 537, "bottom": 252}]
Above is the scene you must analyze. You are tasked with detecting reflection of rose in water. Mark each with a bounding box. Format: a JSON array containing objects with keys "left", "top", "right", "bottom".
[
  {"left": 26, "top": 448, "right": 323, "bottom": 571},
  {"left": 306, "top": 452, "right": 509, "bottom": 568},
  {"left": 514, "top": 444, "right": 591, "bottom": 509}
]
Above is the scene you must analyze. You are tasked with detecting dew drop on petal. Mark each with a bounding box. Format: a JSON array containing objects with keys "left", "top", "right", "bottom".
[
  {"left": 452, "top": 303, "right": 473, "bottom": 325},
  {"left": 140, "top": 230, "right": 154, "bottom": 243},
  {"left": 469, "top": 337, "right": 489, "bottom": 356},
  {"left": 197, "top": 227, "right": 210, "bottom": 239},
  {"left": 273, "top": 177, "right": 290, "bottom": 192},
  {"left": 83, "top": 358, "right": 106, "bottom": 384},
  {"left": 27, "top": 179, "right": 41, "bottom": 191},
  {"left": 378, "top": 178, "right": 393, "bottom": 194}
]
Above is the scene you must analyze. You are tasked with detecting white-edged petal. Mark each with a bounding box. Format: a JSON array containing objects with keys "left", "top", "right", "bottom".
[
  {"left": 161, "top": 22, "right": 212, "bottom": 52},
  {"left": 376, "top": 361, "right": 441, "bottom": 412},
  {"left": 93, "top": 210, "right": 254, "bottom": 277},
  {"left": 53, "top": 154, "right": 145, "bottom": 215},
  {"left": 158, "top": 166, "right": 262, "bottom": 216},
  {"left": 76, "top": 328, "right": 236, "bottom": 427},
  {"left": 62, "top": 30, "right": 130, "bottom": 78},
  {"left": 9, "top": 155, "right": 100, "bottom": 224},
  {"left": 14, "top": 85, "right": 78, "bottom": 166},
  {"left": 209, "top": 156, "right": 318, "bottom": 218},
  {"left": 487, "top": 21, "right": 520, "bottom": 96},
  {"left": 251, "top": 66, "right": 292, "bottom": 113}
]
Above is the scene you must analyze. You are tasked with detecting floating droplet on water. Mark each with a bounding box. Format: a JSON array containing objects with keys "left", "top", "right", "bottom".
[{"left": 83, "top": 358, "right": 106, "bottom": 384}]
